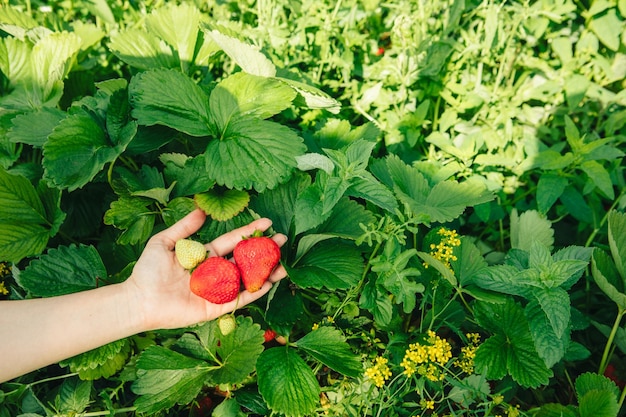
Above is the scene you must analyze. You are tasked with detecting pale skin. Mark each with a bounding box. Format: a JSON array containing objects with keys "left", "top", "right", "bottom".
[{"left": 0, "top": 208, "right": 287, "bottom": 383}]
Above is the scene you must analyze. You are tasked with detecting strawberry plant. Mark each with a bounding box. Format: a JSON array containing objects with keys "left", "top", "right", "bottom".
[{"left": 1, "top": 0, "right": 625, "bottom": 416}]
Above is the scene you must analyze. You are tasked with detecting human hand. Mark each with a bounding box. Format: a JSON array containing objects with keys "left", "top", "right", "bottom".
[{"left": 124, "top": 209, "right": 287, "bottom": 331}]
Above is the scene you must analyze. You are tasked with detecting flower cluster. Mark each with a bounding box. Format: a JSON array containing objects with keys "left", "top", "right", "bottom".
[
  {"left": 364, "top": 356, "right": 393, "bottom": 388},
  {"left": 0, "top": 262, "right": 10, "bottom": 296},
  {"left": 401, "top": 330, "right": 452, "bottom": 381},
  {"left": 454, "top": 333, "right": 481, "bottom": 374},
  {"left": 424, "top": 228, "right": 461, "bottom": 269}
]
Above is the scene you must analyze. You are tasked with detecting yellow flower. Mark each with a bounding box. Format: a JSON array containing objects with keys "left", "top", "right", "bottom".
[
  {"left": 365, "top": 357, "right": 392, "bottom": 388},
  {"left": 423, "top": 228, "right": 461, "bottom": 269},
  {"left": 454, "top": 333, "right": 481, "bottom": 374},
  {"left": 0, "top": 281, "right": 8, "bottom": 295},
  {"left": 401, "top": 331, "right": 452, "bottom": 381}
]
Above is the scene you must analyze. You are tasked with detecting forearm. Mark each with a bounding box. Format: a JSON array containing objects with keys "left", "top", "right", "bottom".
[{"left": 0, "top": 282, "right": 143, "bottom": 383}]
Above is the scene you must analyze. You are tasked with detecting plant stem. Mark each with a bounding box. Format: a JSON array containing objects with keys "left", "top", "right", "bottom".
[{"left": 598, "top": 308, "right": 626, "bottom": 375}]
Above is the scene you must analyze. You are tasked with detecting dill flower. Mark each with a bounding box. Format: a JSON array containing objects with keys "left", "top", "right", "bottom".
[
  {"left": 365, "top": 357, "right": 392, "bottom": 388},
  {"left": 424, "top": 228, "right": 461, "bottom": 269},
  {"left": 0, "top": 281, "right": 8, "bottom": 295}
]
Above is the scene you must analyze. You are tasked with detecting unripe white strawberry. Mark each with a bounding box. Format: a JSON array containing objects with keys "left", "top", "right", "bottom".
[
  {"left": 175, "top": 239, "right": 207, "bottom": 270},
  {"left": 218, "top": 315, "right": 236, "bottom": 335}
]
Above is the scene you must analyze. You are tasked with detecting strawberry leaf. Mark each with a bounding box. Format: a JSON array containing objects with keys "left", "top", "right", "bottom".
[
  {"left": 295, "top": 327, "right": 362, "bottom": 377},
  {"left": 0, "top": 168, "right": 65, "bottom": 263},
  {"left": 109, "top": 28, "right": 178, "bottom": 70},
  {"left": 42, "top": 112, "right": 119, "bottom": 191},
  {"left": 206, "top": 29, "right": 277, "bottom": 77},
  {"left": 257, "top": 347, "right": 320, "bottom": 417},
  {"left": 209, "top": 72, "right": 296, "bottom": 127},
  {"left": 7, "top": 107, "right": 66, "bottom": 147},
  {"left": 204, "top": 116, "right": 305, "bottom": 192},
  {"left": 132, "top": 346, "right": 211, "bottom": 414},
  {"left": 60, "top": 338, "right": 131, "bottom": 380},
  {"left": 17, "top": 243, "right": 106, "bottom": 297},
  {"left": 287, "top": 240, "right": 363, "bottom": 290},
  {"left": 103, "top": 196, "right": 156, "bottom": 245},
  {"left": 194, "top": 188, "right": 250, "bottom": 221},
  {"left": 129, "top": 69, "right": 212, "bottom": 136}
]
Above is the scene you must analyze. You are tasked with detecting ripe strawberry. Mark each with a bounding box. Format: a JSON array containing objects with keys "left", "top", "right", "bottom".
[
  {"left": 263, "top": 329, "right": 277, "bottom": 343},
  {"left": 233, "top": 231, "right": 281, "bottom": 293},
  {"left": 190, "top": 257, "right": 240, "bottom": 304},
  {"left": 175, "top": 238, "right": 206, "bottom": 270},
  {"left": 218, "top": 315, "right": 236, "bottom": 335}
]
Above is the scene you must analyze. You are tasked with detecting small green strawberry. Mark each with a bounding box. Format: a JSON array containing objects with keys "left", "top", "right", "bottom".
[
  {"left": 218, "top": 315, "right": 236, "bottom": 335},
  {"left": 190, "top": 257, "right": 240, "bottom": 304},
  {"left": 175, "top": 238, "right": 207, "bottom": 270},
  {"left": 233, "top": 230, "right": 281, "bottom": 293}
]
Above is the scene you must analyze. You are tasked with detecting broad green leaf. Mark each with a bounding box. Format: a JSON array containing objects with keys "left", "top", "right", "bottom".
[
  {"left": 109, "top": 28, "right": 178, "bottom": 70},
  {"left": 194, "top": 189, "right": 250, "bottom": 221},
  {"left": 536, "top": 172, "right": 568, "bottom": 214},
  {"left": 204, "top": 116, "right": 306, "bottom": 192},
  {"left": 287, "top": 240, "right": 363, "bottom": 290},
  {"left": 579, "top": 391, "right": 620, "bottom": 417},
  {"left": 315, "top": 197, "right": 376, "bottom": 240},
  {"left": 129, "top": 69, "right": 211, "bottom": 136},
  {"left": 42, "top": 113, "right": 118, "bottom": 191},
  {"left": 162, "top": 154, "right": 215, "bottom": 198},
  {"left": 535, "top": 404, "right": 578, "bottom": 417},
  {"left": 29, "top": 31, "right": 82, "bottom": 107},
  {"left": 510, "top": 209, "right": 554, "bottom": 251},
  {"left": 580, "top": 160, "right": 614, "bottom": 199},
  {"left": 103, "top": 196, "right": 156, "bottom": 245},
  {"left": 133, "top": 346, "right": 211, "bottom": 414},
  {"left": 18, "top": 244, "right": 106, "bottom": 297},
  {"left": 296, "top": 153, "right": 335, "bottom": 174},
  {"left": 249, "top": 172, "right": 310, "bottom": 235},
  {"left": 576, "top": 372, "right": 620, "bottom": 399},
  {"left": 592, "top": 249, "right": 626, "bottom": 309},
  {"left": 418, "top": 251, "right": 457, "bottom": 286},
  {"left": 0, "top": 169, "right": 62, "bottom": 262},
  {"left": 560, "top": 186, "right": 594, "bottom": 224},
  {"left": 277, "top": 77, "right": 341, "bottom": 113},
  {"left": 207, "top": 29, "right": 276, "bottom": 77},
  {"left": 474, "top": 300, "right": 552, "bottom": 388},
  {"left": 295, "top": 327, "right": 362, "bottom": 377},
  {"left": 257, "top": 347, "right": 320, "bottom": 417},
  {"left": 545, "top": 259, "right": 588, "bottom": 288},
  {"left": 106, "top": 88, "right": 138, "bottom": 149},
  {"left": 209, "top": 72, "right": 296, "bottom": 129},
  {"left": 7, "top": 107, "right": 66, "bottom": 147},
  {"left": 525, "top": 299, "right": 568, "bottom": 368},
  {"left": 608, "top": 210, "right": 626, "bottom": 279},
  {"left": 471, "top": 265, "right": 530, "bottom": 298},
  {"left": 207, "top": 316, "right": 265, "bottom": 384},
  {"left": 293, "top": 183, "right": 329, "bottom": 234},
  {"left": 145, "top": 2, "right": 201, "bottom": 73},
  {"left": 346, "top": 174, "right": 399, "bottom": 213},
  {"left": 387, "top": 155, "right": 493, "bottom": 223},
  {"left": 533, "top": 287, "right": 570, "bottom": 337},
  {"left": 60, "top": 339, "right": 131, "bottom": 380},
  {"left": 589, "top": 9, "right": 621, "bottom": 51},
  {"left": 360, "top": 277, "right": 394, "bottom": 327},
  {"left": 450, "top": 237, "right": 488, "bottom": 285},
  {"left": 56, "top": 378, "right": 92, "bottom": 415}
]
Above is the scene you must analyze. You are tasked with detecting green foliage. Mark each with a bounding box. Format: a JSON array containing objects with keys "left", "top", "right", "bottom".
[{"left": 0, "top": 0, "right": 625, "bottom": 416}]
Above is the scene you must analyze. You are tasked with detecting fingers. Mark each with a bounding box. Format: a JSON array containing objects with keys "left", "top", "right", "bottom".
[
  {"left": 206, "top": 217, "right": 274, "bottom": 257},
  {"left": 151, "top": 209, "right": 207, "bottom": 249},
  {"left": 212, "top": 280, "right": 277, "bottom": 317}
]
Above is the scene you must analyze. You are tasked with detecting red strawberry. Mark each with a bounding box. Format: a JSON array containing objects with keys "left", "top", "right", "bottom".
[
  {"left": 190, "top": 257, "right": 240, "bottom": 304},
  {"left": 263, "top": 329, "right": 277, "bottom": 343},
  {"left": 233, "top": 231, "right": 281, "bottom": 293}
]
